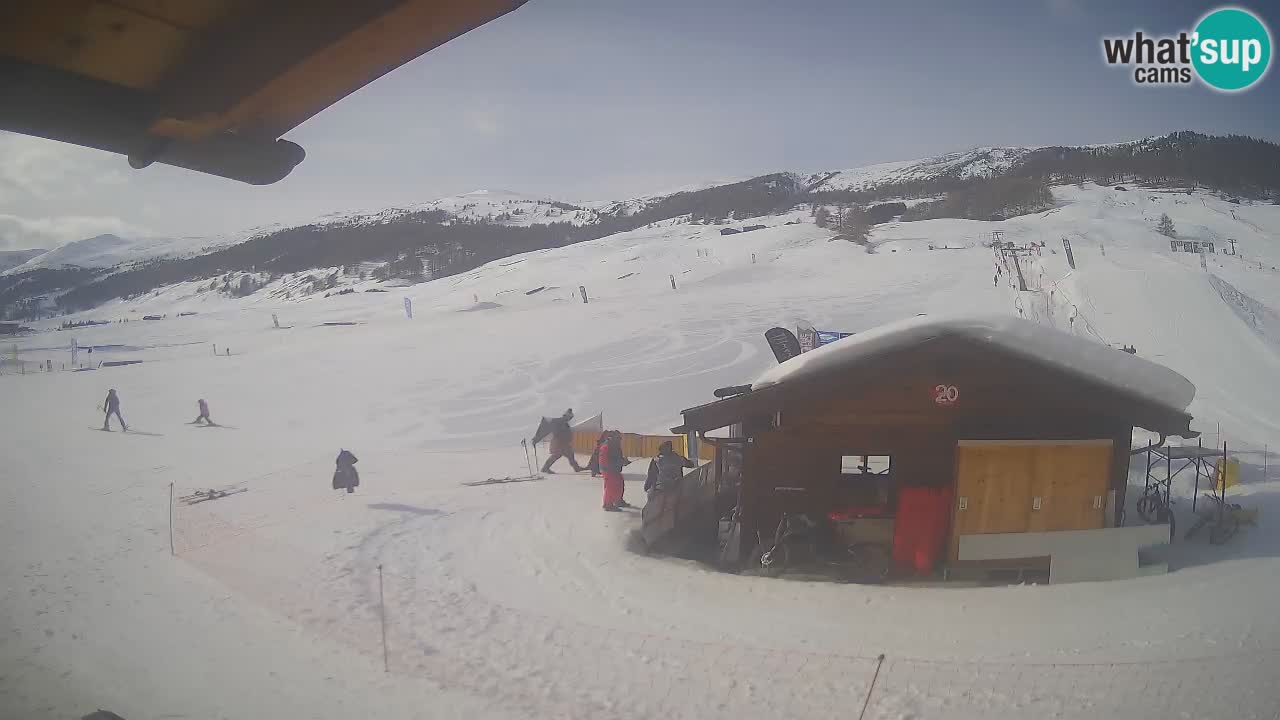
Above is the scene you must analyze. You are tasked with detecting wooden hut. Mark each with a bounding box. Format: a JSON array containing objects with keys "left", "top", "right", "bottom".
[{"left": 671, "top": 315, "right": 1197, "bottom": 581}]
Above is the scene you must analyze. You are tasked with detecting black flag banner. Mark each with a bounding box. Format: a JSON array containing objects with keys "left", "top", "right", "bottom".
[{"left": 764, "top": 327, "right": 802, "bottom": 364}]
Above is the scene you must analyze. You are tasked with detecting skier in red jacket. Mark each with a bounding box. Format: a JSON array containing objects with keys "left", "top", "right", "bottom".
[{"left": 598, "top": 432, "right": 627, "bottom": 511}]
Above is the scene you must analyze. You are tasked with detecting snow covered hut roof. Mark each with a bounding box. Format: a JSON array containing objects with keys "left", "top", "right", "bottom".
[
  {"left": 753, "top": 314, "right": 1195, "bottom": 411},
  {"left": 675, "top": 314, "right": 1196, "bottom": 436}
]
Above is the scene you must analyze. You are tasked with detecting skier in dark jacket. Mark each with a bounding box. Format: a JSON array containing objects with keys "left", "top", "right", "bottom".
[
  {"left": 645, "top": 441, "right": 695, "bottom": 493},
  {"left": 534, "top": 409, "right": 584, "bottom": 473},
  {"left": 102, "top": 388, "right": 127, "bottom": 431},
  {"left": 587, "top": 431, "right": 608, "bottom": 477},
  {"left": 333, "top": 449, "right": 359, "bottom": 493}
]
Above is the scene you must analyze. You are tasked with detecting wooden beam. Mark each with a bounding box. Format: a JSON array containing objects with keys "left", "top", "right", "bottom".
[
  {"left": 0, "top": 57, "right": 304, "bottom": 185},
  {"left": 1, "top": 1, "right": 190, "bottom": 90},
  {"left": 149, "top": 0, "right": 525, "bottom": 140},
  {"left": 103, "top": 0, "right": 243, "bottom": 31}
]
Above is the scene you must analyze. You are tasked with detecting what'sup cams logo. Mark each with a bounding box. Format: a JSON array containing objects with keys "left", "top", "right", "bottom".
[{"left": 1103, "top": 6, "right": 1272, "bottom": 91}]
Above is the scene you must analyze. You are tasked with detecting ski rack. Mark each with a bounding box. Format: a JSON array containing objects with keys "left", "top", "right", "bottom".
[{"left": 1143, "top": 438, "right": 1225, "bottom": 516}]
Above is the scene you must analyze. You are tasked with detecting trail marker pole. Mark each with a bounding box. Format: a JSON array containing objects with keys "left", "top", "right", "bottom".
[
  {"left": 377, "top": 564, "right": 389, "bottom": 673},
  {"left": 1220, "top": 443, "right": 1229, "bottom": 524},
  {"left": 168, "top": 482, "right": 175, "bottom": 556},
  {"left": 1193, "top": 438, "right": 1203, "bottom": 513}
]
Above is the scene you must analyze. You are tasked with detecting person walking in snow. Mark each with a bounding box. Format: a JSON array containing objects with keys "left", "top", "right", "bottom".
[
  {"left": 533, "top": 409, "right": 585, "bottom": 473},
  {"left": 599, "top": 431, "right": 626, "bottom": 511},
  {"left": 101, "top": 389, "right": 128, "bottom": 431},
  {"left": 603, "top": 431, "right": 634, "bottom": 507},
  {"left": 645, "top": 440, "right": 696, "bottom": 495},
  {"left": 192, "top": 398, "right": 215, "bottom": 426},
  {"left": 333, "top": 449, "right": 359, "bottom": 493}
]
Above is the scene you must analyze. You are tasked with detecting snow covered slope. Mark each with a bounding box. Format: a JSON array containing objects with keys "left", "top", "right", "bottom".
[{"left": 3, "top": 185, "right": 1280, "bottom": 719}]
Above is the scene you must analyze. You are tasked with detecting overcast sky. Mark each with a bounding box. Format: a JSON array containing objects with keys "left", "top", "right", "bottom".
[{"left": 1, "top": 0, "right": 1277, "bottom": 250}]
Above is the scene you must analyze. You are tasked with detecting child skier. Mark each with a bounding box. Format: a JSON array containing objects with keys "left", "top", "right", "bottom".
[
  {"left": 333, "top": 449, "right": 360, "bottom": 493},
  {"left": 192, "top": 398, "right": 215, "bottom": 425}
]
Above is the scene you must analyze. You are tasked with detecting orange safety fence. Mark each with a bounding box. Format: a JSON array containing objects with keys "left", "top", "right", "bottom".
[{"left": 570, "top": 431, "right": 715, "bottom": 462}]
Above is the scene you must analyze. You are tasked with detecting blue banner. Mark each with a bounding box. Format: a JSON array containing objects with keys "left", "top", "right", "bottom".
[{"left": 816, "top": 330, "right": 853, "bottom": 347}]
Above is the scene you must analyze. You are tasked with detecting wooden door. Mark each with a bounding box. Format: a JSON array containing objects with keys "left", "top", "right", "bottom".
[
  {"left": 1027, "top": 442, "right": 1111, "bottom": 531},
  {"left": 951, "top": 441, "right": 1113, "bottom": 558},
  {"left": 953, "top": 444, "right": 1036, "bottom": 537}
]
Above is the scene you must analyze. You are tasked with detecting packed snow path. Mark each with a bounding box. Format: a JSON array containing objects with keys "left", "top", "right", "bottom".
[{"left": 3, "top": 185, "right": 1280, "bottom": 719}]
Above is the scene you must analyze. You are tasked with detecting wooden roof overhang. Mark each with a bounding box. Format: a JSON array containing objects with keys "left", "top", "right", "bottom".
[{"left": 0, "top": 0, "right": 527, "bottom": 184}]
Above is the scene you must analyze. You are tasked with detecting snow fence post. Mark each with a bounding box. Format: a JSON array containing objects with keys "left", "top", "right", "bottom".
[
  {"left": 377, "top": 564, "right": 389, "bottom": 673},
  {"left": 858, "top": 654, "right": 886, "bottom": 720},
  {"left": 168, "top": 482, "right": 175, "bottom": 556}
]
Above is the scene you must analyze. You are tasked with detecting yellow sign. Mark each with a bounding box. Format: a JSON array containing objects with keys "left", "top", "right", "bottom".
[{"left": 1215, "top": 458, "right": 1240, "bottom": 492}]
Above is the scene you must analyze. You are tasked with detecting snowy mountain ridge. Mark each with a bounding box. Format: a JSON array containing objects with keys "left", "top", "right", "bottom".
[
  {"left": 6, "top": 131, "right": 1278, "bottom": 319},
  {"left": 3, "top": 230, "right": 253, "bottom": 276},
  {"left": 1, "top": 143, "right": 1056, "bottom": 275},
  {"left": 309, "top": 189, "right": 601, "bottom": 230},
  {"left": 804, "top": 146, "right": 1036, "bottom": 193}
]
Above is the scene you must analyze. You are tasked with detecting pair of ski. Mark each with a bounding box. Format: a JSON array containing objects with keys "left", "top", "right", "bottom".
[
  {"left": 178, "top": 484, "right": 249, "bottom": 505},
  {"left": 463, "top": 475, "right": 542, "bottom": 487}
]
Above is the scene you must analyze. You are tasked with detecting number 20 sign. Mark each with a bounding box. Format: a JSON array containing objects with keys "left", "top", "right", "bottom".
[{"left": 933, "top": 384, "right": 959, "bottom": 406}]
